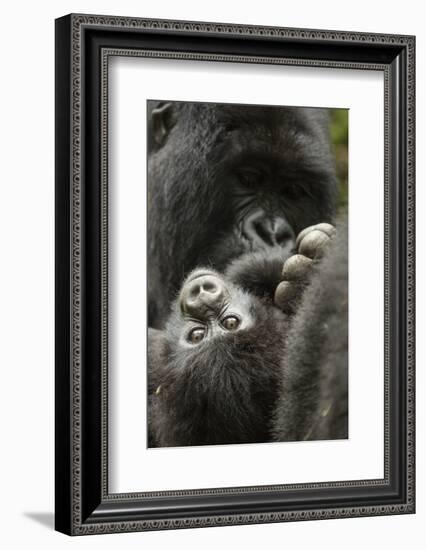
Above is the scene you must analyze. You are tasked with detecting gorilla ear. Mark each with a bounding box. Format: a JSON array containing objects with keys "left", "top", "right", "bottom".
[{"left": 151, "top": 102, "right": 176, "bottom": 147}]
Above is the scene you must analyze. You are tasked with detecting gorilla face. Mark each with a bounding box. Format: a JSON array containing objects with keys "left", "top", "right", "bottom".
[
  {"left": 148, "top": 101, "right": 337, "bottom": 327},
  {"left": 148, "top": 268, "right": 289, "bottom": 447},
  {"left": 205, "top": 107, "right": 334, "bottom": 253},
  {"left": 174, "top": 269, "right": 255, "bottom": 348}
]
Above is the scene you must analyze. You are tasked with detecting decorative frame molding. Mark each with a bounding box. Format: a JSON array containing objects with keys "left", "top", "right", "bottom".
[{"left": 55, "top": 14, "right": 415, "bottom": 535}]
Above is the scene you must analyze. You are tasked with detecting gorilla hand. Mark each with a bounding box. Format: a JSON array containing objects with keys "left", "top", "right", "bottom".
[{"left": 274, "top": 223, "right": 335, "bottom": 314}]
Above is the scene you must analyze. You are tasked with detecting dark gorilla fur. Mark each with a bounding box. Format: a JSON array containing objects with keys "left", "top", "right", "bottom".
[
  {"left": 273, "top": 222, "right": 348, "bottom": 441},
  {"left": 148, "top": 224, "right": 348, "bottom": 447},
  {"left": 149, "top": 307, "right": 288, "bottom": 447},
  {"left": 148, "top": 101, "right": 337, "bottom": 328}
]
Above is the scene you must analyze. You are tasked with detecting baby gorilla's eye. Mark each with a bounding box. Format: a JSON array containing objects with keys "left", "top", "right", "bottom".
[
  {"left": 221, "top": 315, "right": 240, "bottom": 331},
  {"left": 187, "top": 327, "right": 206, "bottom": 344}
]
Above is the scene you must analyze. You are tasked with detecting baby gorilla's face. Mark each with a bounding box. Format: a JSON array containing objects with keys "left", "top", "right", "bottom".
[
  {"left": 150, "top": 269, "right": 290, "bottom": 447},
  {"left": 175, "top": 269, "right": 255, "bottom": 347}
]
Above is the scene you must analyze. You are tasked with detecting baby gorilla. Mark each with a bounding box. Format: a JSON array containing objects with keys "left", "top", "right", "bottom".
[{"left": 148, "top": 224, "right": 335, "bottom": 447}]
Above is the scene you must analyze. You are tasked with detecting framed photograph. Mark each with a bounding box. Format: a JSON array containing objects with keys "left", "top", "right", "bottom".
[{"left": 55, "top": 14, "right": 415, "bottom": 535}]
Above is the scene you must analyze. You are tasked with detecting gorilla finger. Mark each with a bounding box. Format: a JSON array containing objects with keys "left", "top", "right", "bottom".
[
  {"left": 274, "top": 281, "right": 304, "bottom": 313},
  {"left": 295, "top": 223, "right": 336, "bottom": 249},
  {"left": 313, "top": 223, "right": 336, "bottom": 238},
  {"left": 295, "top": 224, "right": 316, "bottom": 249},
  {"left": 282, "top": 254, "right": 313, "bottom": 281},
  {"left": 298, "top": 229, "right": 331, "bottom": 259}
]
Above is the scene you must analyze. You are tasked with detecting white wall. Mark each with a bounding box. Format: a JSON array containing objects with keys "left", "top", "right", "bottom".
[{"left": 0, "top": 0, "right": 422, "bottom": 548}]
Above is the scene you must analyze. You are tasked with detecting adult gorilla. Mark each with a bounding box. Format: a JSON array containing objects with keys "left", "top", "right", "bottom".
[{"left": 148, "top": 101, "right": 337, "bottom": 328}]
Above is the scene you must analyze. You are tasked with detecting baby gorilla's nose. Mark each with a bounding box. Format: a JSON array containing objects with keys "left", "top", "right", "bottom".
[{"left": 180, "top": 273, "right": 228, "bottom": 316}]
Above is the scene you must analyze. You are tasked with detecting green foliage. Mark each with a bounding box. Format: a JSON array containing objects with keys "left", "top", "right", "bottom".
[{"left": 330, "top": 109, "right": 348, "bottom": 210}]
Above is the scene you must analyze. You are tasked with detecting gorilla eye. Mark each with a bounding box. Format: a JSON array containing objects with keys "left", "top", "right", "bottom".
[
  {"left": 221, "top": 316, "right": 240, "bottom": 331},
  {"left": 238, "top": 168, "right": 262, "bottom": 188},
  {"left": 187, "top": 327, "right": 206, "bottom": 344},
  {"left": 287, "top": 185, "right": 300, "bottom": 199}
]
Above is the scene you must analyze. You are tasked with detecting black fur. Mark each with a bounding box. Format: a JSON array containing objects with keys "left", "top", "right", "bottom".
[{"left": 148, "top": 101, "right": 337, "bottom": 328}]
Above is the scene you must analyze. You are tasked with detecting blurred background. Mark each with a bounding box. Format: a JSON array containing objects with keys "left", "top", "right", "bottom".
[{"left": 330, "top": 108, "right": 349, "bottom": 211}]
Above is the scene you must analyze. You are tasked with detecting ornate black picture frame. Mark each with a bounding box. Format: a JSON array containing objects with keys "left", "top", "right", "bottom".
[{"left": 55, "top": 13, "right": 415, "bottom": 535}]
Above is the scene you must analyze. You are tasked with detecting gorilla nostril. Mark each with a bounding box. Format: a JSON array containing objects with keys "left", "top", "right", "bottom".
[
  {"left": 201, "top": 281, "right": 217, "bottom": 293},
  {"left": 275, "top": 227, "right": 293, "bottom": 245},
  {"left": 254, "top": 220, "right": 274, "bottom": 246},
  {"left": 242, "top": 210, "right": 294, "bottom": 249},
  {"left": 189, "top": 279, "right": 218, "bottom": 298},
  {"left": 190, "top": 284, "right": 200, "bottom": 298},
  {"left": 242, "top": 210, "right": 274, "bottom": 248},
  {"left": 274, "top": 217, "right": 295, "bottom": 245}
]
